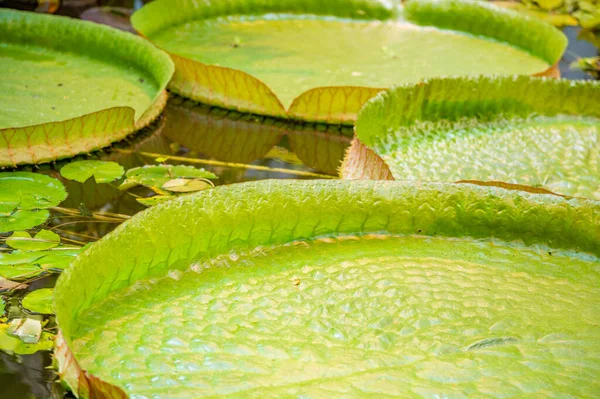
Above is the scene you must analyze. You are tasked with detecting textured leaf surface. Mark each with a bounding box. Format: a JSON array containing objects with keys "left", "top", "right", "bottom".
[
  {"left": 0, "top": 172, "right": 67, "bottom": 233},
  {"left": 60, "top": 160, "right": 125, "bottom": 184},
  {"left": 132, "top": 0, "right": 565, "bottom": 123},
  {"left": 348, "top": 76, "right": 600, "bottom": 198},
  {"left": 0, "top": 9, "right": 173, "bottom": 166},
  {"left": 54, "top": 180, "right": 600, "bottom": 398}
]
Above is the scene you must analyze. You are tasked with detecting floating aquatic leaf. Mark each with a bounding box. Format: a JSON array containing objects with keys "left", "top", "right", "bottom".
[
  {"left": 0, "top": 247, "right": 82, "bottom": 280},
  {"left": 570, "top": 56, "right": 600, "bottom": 79},
  {"left": 60, "top": 160, "right": 125, "bottom": 183},
  {"left": 21, "top": 288, "right": 53, "bottom": 314},
  {"left": 132, "top": 0, "right": 566, "bottom": 123},
  {"left": 161, "top": 178, "right": 213, "bottom": 193},
  {"left": 0, "top": 319, "right": 54, "bottom": 354},
  {"left": 0, "top": 172, "right": 67, "bottom": 212},
  {"left": 343, "top": 76, "right": 600, "bottom": 199},
  {"left": 6, "top": 230, "right": 61, "bottom": 252},
  {"left": 7, "top": 318, "right": 41, "bottom": 344},
  {"left": 54, "top": 180, "right": 600, "bottom": 397},
  {"left": 492, "top": 1, "right": 578, "bottom": 26},
  {"left": 119, "top": 165, "right": 217, "bottom": 192},
  {"left": 0, "top": 172, "right": 67, "bottom": 232},
  {"left": 0, "top": 9, "right": 174, "bottom": 167}
]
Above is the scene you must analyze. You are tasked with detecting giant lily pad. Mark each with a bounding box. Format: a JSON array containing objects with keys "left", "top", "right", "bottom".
[
  {"left": 132, "top": 0, "right": 566, "bottom": 124},
  {"left": 0, "top": 9, "right": 174, "bottom": 167},
  {"left": 342, "top": 76, "right": 600, "bottom": 199},
  {"left": 54, "top": 180, "right": 600, "bottom": 397}
]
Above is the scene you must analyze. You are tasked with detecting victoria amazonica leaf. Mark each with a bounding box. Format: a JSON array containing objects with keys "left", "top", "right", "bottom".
[
  {"left": 54, "top": 180, "right": 600, "bottom": 398},
  {"left": 0, "top": 9, "right": 173, "bottom": 166},
  {"left": 344, "top": 76, "right": 600, "bottom": 199},
  {"left": 131, "top": 0, "right": 566, "bottom": 124}
]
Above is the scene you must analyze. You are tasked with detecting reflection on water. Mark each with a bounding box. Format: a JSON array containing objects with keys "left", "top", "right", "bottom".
[{"left": 0, "top": 4, "right": 597, "bottom": 396}]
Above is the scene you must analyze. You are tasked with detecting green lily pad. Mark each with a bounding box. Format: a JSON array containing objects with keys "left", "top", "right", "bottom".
[
  {"left": 119, "top": 165, "right": 217, "bottom": 192},
  {"left": 0, "top": 319, "right": 54, "bottom": 354},
  {"left": 343, "top": 76, "right": 600, "bottom": 199},
  {"left": 161, "top": 178, "right": 213, "bottom": 193},
  {"left": 6, "top": 230, "right": 61, "bottom": 252},
  {"left": 21, "top": 288, "right": 53, "bottom": 314},
  {"left": 492, "top": 1, "right": 579, "bottom": 26},
  {"left": 0, "top": 248, "right": 82, "bottom": 280},
  {"left": 60, "top": 160, "right": 125, "bottom": 184},
  {"left": 0, "top": 172, "right": 67, "bottom": 233},
  {"left": 131, "top": 0, "right": 566, "bottom": 124},
  {"left": 54, "top": 180, "right": 600, "bottom": 397},
  {"left": 0, "top": 9, "right": 174, "bottom": 167}
]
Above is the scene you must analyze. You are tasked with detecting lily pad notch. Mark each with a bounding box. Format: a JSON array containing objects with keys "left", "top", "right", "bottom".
[
  {"left": 132, "top": 0, "right": 566, "bottom": 125},
  {"left": 0, "top": 9, "right": 174, "bottom": 167},
  {"left": 342, "top": 75, "right": 600, "bottom": 199}
]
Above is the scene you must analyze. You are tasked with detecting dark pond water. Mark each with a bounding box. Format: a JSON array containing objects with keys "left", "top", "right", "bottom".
[{"left": 0, "top": 2, "right": 598, "bottom": 397}]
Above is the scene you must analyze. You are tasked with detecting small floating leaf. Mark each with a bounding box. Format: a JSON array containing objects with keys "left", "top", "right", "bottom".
[
  {"left": 7, "top": 318, "right": 41, "bottom": 344},
  {"left": 0, "top": 172, "right": 67, "bottom": 232},
  {"left": 6, "top": 229, "right": 61, "bottom": 251},
  {"left": 570, "top": 56, "right": 600, "bottom": 79},
  {"left": 119, "top": 165, "right": 217, "bottom": 192},
  {"left": 161, "top": 178, "right": 213, "bottom": 193},
  {"left": 0, "top": 319, "right": 54, "bottom": 354},
  {"left": 21, "top": 288, "right": 53, "bottom": 314},
  {"left": 60, "top": 160, "right": 125, "bottom": 183},
  {"left": 0, "top": 171, "right": 66, "bottom": 209},
  {"left": 0, "top": 247, "right": 81, "bottom": 280}
]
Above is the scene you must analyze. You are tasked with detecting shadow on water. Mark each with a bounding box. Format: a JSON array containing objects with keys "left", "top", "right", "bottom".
[{"left": 0, "top": 2, "right": 598, "bottom": 396}]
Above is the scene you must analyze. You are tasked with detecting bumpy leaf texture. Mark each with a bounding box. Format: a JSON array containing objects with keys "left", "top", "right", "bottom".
[{"left": 54, "top": 180, "right": 600, "bottom": 398}]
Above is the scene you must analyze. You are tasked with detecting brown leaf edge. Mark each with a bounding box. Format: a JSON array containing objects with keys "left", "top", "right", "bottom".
[
  {"left": 0, "top": 90, "right": 167, "bottom": 167},
  {"left": 339, "top": 137, "right": 394, "bottom": 180},
  {"left": 534, "top": 62, "right": 560, "bottom": 78},
  {"left": 55, "top": 331, "right": 128, "bottom": 399}
]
